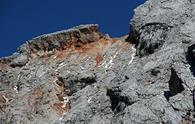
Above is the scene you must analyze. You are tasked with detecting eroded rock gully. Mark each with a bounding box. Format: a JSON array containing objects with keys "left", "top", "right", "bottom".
[{"left": 1, "top": 0, "right": 195, "bottom": 123}]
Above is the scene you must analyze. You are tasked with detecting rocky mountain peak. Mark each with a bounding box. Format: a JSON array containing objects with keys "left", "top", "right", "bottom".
[{"left": 1, "top": 0, "right": 195, "bottom": 124}]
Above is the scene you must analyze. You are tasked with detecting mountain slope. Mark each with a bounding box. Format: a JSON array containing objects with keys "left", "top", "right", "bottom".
[{"left": 0, "top": 0, "right": 195, "bottom": 123}]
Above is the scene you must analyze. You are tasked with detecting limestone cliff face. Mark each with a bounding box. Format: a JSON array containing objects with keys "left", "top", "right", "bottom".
[{"left": 0, "top": 0, "right": 195, "bottom": 124}]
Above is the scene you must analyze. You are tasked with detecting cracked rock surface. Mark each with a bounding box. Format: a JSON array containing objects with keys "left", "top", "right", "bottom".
[{"left": 0, "top": 0, "right": 195, "bottom": 123}]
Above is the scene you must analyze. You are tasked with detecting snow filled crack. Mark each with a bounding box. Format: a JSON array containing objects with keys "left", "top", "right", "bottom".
[{"left": 128, "top": 45, "right": 136, "bottom": 65}]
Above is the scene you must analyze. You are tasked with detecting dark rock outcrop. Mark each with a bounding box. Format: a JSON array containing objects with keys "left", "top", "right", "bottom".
[
  {"left": 134, "top": 23, "right": 171, "bottom": 57},
  {"left": 169, "top": 68, "right": 185, "bottom": 97}
]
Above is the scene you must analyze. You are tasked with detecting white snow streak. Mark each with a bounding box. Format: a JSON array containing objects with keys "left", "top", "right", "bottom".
[
  {"left": 58, "top": 62, "right": 66, "bottom": 69},
  {"left": 105, "top": 51, "right": 119, "bottom": 69},
  {"left": 87, "top": 97, "right": 92, "bottom": 103},
  {"left": 128, "top": 45, "right": 136, "bottom": 65},
  {"left": 13, "top": 86, "right": 19, "bottom": 94}
]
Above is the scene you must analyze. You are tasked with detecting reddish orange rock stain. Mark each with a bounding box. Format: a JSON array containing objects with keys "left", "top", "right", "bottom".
[
  {"left": 0, "top": 63, "right": 9, "bottom": 70},
  {"left": 51, "top": 78, "right": 70, "bottom": 116},
  {"left": 28, "top": 86, "right": 44, "bottom": 113},
  {"left": 51, "top": 102, "right": 70, "bottom": 116},
  {"left": 95, "top": 53, "right": 104, "bottom": 67}
]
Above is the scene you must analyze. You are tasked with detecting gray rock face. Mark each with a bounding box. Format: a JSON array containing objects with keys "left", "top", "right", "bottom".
[
  {"left": 10, "top": 53, "right": 29, "bottom": 67},
  {"left": 0, "top": 0, "right": 195, "bottom": 124},
  {"left": 126, "top": 0, "right": 195, "bottom": 123}
]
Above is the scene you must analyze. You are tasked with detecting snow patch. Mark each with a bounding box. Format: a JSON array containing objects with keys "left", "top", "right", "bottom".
[
  {"left": 105, "top": 51, "right": 119, "bottom": 69},
  {"left": 128, "top": 45, "right": 136, "bottom": 65},
  {"left": 88, "top": 97, "right": 92, "bottom": 103},
  {"left": 13, "top": 86, "right": 19, "bottom": 93}
]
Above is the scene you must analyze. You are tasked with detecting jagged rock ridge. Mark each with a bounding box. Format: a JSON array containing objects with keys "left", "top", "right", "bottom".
[{"left": 0, "top": 0, "right": 195, "bottom": 124}]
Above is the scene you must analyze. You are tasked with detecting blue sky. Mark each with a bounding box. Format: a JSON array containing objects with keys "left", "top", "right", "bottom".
[{"left": 0, "top": 0, "right": 145, "bottom": 57}]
